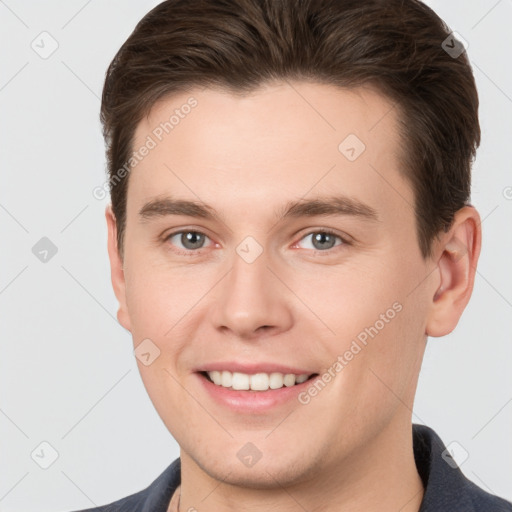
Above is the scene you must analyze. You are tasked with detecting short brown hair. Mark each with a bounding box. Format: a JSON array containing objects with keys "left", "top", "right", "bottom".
[{"left": 100, "top": 0, "right": 480, "bottom": 261}]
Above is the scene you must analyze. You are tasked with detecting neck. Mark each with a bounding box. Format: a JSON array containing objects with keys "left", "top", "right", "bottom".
[{"left": 175, "top": 419, "right": 424, "bottom": 512}]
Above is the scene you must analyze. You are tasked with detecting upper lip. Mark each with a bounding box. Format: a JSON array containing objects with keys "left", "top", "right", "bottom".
[{"left": 195, "top": 362, "right": 317, "bottom": 375}]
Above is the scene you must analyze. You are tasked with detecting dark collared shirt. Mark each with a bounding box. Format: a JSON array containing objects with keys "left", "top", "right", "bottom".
[{"left": 71, "top": 424, "right": 512, "bottom": 511}]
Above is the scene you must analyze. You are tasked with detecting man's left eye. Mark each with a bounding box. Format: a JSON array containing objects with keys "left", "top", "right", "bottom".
[{"left": 296, "top": 230, "right": 345, "bottom": 251}]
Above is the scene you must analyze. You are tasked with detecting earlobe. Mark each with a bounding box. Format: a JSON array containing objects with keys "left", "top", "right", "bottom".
[
  {"left": 425, "top": 206, "right": 481, "bottom": 338},
  {"left": 105, "top": 204, "right": 132, "bottom": 332}
]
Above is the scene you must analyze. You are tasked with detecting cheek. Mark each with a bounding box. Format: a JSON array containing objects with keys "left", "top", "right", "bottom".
[
  {"left": 301, "top": 253, "right": 425, "bottom": 384},
  {"left": 290, "top": 257, "right": 398, "bottom": 335},
  {"left": 342, "top": 288, "right": 427, "bottom": 412},
  {"left": 124, "top": 261, "right": 192, "bottom": 420},
  {"left": 123, "top": 252, "right": 206, "bottom": 340},
  {"left": 122, "top": 254, "right": 213, "bottom": 394}
]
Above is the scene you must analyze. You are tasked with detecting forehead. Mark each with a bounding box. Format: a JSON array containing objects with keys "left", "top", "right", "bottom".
[{"left": 128, "top": 81, "right": 413, "bottom": 226}]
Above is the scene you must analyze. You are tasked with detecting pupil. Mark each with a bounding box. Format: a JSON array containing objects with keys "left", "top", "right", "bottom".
[
  {"left": 182, "top": 232, "right": 204, "bottom": 249},
  {"left": 313, "top": 232, "right": 335, "bottom": 250}
]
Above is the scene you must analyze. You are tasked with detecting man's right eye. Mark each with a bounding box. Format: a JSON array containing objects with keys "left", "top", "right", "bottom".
[{"left": 165, "top": 230, "right": 214, "bottom": 253}]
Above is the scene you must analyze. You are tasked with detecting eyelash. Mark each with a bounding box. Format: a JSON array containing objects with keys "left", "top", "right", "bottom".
[{"left": 163, "top": 228, "right": 350, "bottom": 256}]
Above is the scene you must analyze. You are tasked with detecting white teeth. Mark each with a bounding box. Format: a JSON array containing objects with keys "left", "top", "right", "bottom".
[
  {"left": 283, "top": 374, "right": 296, "bottom": 387},
  {"left": 269, "top": 372, "right": 284, "bottom": 389},
  {"left": 206, "top": 370, "right": 312, "bottom": 391},
  {"left": 250, "top": 373, "right": 269, "bottom": 390},
  {"left": 209, "top": 370, "right": 222, "bottom": 385},
  {"left": 295, "top": 374, "right": 309, "bottom": 384},
  {"left": 232, "top": 372, "right": 250, "bottom": 390},
  {"left": 221, "top": 371, "right": 232, "bottom": 387}
]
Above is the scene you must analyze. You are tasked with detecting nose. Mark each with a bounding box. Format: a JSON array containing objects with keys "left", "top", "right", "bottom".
[{"left": 209, "top": 247, "right": 294, "bottom": 340}]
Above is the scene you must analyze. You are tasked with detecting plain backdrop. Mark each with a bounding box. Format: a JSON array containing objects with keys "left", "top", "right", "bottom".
[{"left": 1, "top": 1, "right": 511, "bottom": 510}]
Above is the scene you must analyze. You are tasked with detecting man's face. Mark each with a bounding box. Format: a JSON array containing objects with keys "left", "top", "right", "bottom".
[{"left": 109, "top": 82, "right": 437, "bottom": 486}]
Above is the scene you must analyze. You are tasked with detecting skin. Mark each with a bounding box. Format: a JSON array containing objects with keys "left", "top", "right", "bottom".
[{"left": 105, "top": 81, "right": 481, "bottom": 512}]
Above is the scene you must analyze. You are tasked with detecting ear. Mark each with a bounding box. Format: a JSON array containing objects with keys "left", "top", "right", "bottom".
[
  {"left": 425, "top": 205, "right": 482, "bottom": 338},
  {"left": 105, "top": 204, "right": 132, "bottom": 332}
]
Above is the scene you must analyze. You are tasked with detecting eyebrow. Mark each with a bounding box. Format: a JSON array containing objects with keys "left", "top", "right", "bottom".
[{"left": 138, "top": 194, "right": 380, "bottom": 223}]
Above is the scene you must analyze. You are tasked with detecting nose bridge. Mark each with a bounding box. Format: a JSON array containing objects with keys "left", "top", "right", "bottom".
[{"left": 210, "top": 239, "right": 292, "bottom": 337}]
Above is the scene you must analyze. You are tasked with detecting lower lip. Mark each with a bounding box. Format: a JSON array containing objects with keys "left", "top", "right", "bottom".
[{"left": 195, "top": 372, "right": 318, "bottom": 413}]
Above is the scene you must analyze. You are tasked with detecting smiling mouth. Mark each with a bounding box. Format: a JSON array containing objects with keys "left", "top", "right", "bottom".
[{"left": 198, "top": 370, "right": 319, "bottom": 392}]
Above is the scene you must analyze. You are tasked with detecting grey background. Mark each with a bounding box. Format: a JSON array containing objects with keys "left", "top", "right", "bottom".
[{"left": 1, "top": 1, "right": 511, "bottom": 510}]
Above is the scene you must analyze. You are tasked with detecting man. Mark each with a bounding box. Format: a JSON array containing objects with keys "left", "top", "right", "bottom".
[{"left": 74, "top": 0, "right": 512, "bottom": 510}]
